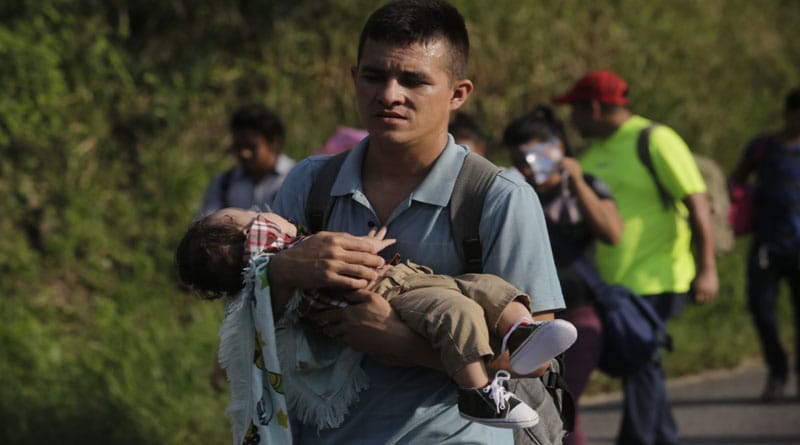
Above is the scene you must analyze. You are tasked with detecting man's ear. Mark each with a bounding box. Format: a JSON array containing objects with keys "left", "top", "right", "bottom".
[{"left": 450, "top": 79, "right": 474, "bottom": 111}]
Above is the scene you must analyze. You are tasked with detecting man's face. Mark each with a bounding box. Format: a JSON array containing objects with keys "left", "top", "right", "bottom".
[
  {"left": 352, "top": 38, "right": 470, "bottom": 148},
  {"left": 568, "top": 101, "right": 597, "bottom": 138},
  {"left": 231, "top": 129, "right": 278, "bottom": 179}
]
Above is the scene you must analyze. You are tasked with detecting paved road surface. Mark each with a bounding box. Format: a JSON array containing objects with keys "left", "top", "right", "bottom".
[{"left": 580, "top": 361, "right": 800, "bottom": 445}]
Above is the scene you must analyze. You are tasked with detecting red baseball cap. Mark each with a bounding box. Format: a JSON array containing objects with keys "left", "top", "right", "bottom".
[{"left": 551, "top": 70, "right": 629, "bottom": 106}]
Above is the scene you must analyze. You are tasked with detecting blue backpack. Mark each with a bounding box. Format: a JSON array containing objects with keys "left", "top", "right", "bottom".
[
  {"left": 590, "top": 281, "right": 673, "bottom": 377},
  {"left": 554, "top": 235, "right": 673, "bottom": 378}
]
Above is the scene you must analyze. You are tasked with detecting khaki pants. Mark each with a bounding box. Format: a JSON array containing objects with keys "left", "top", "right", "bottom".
[{"left": 368, "top": 261, "right": 532, "bottom": 377}]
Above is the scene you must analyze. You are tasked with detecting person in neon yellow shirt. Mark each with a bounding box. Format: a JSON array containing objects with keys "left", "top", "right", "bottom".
[{"left": 552, "top": 70, "right": 718, "bottom": 445}]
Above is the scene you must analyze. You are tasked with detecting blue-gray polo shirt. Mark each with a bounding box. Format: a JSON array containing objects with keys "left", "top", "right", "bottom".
[{"left": 272, "top": 135, "right": 564, "bottom": 444}]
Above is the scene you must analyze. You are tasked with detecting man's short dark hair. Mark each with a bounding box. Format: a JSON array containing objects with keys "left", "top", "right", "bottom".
[
  {"left": 785, "top": 88, "right": 800, "bottom": 113},
  {"left": 357, "top": 0, "right": 469, "bottom": 79},
  {"left": 175, "top": 216, "right": 246, "bottom": 299},
  {"left": 230, "top": 104, "right": 285, "bottom": 144}
]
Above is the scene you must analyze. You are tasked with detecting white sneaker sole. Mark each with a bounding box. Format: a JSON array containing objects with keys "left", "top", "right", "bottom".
[
  {"left": 509, "top": 319, "right": 577, "bottom": 375},
  {"left": 460, "top": 411, "right": 539, "bottom": 429}
]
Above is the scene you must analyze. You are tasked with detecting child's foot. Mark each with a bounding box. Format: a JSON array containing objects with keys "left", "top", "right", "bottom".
[
  {"left": 457, "top": 370, "right": 539, "bottom": 429},
  {"left": 501, "top": 318, "right": 577, "bottom": 375}
]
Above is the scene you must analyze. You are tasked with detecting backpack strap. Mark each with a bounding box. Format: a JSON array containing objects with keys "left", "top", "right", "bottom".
[
  {"left": 305, "top": 150, "right": 350, "bottom": 233},
  {"left": 449, "top": 153, "right": 502, "bottom": 273},
  {"left": 540, "top": 355, "right": 576, "bottom": 433},
  {"left": 636, "top": 124, "right": 675, "bottom": 211}
]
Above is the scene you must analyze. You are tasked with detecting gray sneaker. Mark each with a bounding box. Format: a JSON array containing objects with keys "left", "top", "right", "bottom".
[
  {"left": 458, "top": 370, "right": 539, "bottom": 429},
  {"left": 501, "top": 319, "right": 578, "bottom": 375}
]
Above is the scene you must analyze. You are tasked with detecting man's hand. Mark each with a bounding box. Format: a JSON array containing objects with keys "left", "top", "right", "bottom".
[
  {"left": 270, "top": 231, "right": 388, "bottom": 291},
  {"left": 684, "top": 192, "right": 719, "bottom": 304},
  {"left": 691, "top": 266, "right": 719, "bottom": 303},
  {"left": 311, "top": 289, "right": 440, "bottom": 368},
  {"left": 266, "top": 231, "right": 390, "bottom": 319}
]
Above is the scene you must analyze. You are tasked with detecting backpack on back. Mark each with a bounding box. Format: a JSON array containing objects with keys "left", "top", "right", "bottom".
[
  {"left": 636, "top": 124, "right": 734, "bottom": 255},
  {"left": 693, "top": 153, "right": 733, "bottom": 255}
]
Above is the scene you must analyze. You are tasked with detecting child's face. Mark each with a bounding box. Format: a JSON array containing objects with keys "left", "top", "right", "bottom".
[{"left": 207, "top": 208, "right": 297, "bottom": 237}]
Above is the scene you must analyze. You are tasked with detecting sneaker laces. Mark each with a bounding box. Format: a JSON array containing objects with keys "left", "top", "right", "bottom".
[
  {"left": 499, "top": 317, "right": 535, "bottom": 357},
  {"left": 483, "top": 370, "right": 513, "bottom": 413}
]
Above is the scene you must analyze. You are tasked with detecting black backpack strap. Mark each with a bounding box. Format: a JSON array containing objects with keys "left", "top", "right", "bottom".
[
  {"left": 540, "top": 355, "right": 575, "bottom": 433},
  {"left": 449, "top": 153, "right": 502, "bottom": 273},
  {"left": 305, "top": 150, "right": 350, "bottom": 233},
  {"left": 636, "top": 124, "right": 675, "bottom": 211}
]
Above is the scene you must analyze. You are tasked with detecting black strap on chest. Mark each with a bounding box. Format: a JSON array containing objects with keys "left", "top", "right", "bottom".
[{"left": 306, "top": 150, "right": 350, "bottom": 234}]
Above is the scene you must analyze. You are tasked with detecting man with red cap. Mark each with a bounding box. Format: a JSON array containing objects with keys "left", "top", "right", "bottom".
[{"left": 553, "top": 70, "right": 719, "bottom": 445}]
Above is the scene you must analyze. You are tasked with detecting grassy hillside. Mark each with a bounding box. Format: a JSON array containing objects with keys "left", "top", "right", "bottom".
[{"left": 1, "top": 1, "right": 798, "bottom": 443}]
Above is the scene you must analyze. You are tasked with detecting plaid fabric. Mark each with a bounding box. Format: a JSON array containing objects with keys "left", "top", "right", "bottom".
[
  {"left": 298, "top": 289, "right": 349, "bottom": 318},
  {"left": 243, "top": 215, "right": 297, "bottom": 262}
]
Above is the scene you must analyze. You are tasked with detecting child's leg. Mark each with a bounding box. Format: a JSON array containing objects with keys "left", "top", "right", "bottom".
[
  {"left": 495, "top": 299, "right": 533, "bottom": 337},
  {"left": 453, "top": 360, "right": 491, "bottom": 388},
  {"left": 380, "top": 268, "right": 540, "bottom": 429},
  {"left": 452, "top": 274, "right": 577, "bottom": 375}
]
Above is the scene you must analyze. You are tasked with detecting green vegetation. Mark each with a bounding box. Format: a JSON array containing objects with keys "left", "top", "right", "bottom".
[{"left": 1, "top": 1, "right": 798, "bottom": 443}]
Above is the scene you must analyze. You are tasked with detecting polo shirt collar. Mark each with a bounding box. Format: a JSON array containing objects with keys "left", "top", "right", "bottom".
[{"left": 329, "top": 134, "right": 468, "bottom": 208}]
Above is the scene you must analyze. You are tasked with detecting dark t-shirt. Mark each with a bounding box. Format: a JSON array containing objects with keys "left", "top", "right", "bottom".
[
  {"left": 741, "top": 134, "right": 800, "bottom": 253},
  {"left": 537, "top": 173, "right": 614, "bottom": 308}
]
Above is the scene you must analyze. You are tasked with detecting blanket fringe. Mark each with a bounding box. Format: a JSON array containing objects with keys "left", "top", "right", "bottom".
[
  {"left": 285, "top": 363, "right": 369, "bottom": 430},
  {"left": 218, "top": 290, "right": 255, "bottom": 445},
  {"left": 277, "top": 291, "right": 368, "bottom": 431}
]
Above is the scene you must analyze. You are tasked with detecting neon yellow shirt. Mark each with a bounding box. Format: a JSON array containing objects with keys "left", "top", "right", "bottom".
[{"left": 580, "top": 115, "right": 706, "bottom": 295}]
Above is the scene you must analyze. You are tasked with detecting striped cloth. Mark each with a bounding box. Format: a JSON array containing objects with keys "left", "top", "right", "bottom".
[{"left": 244, "top": 214, "right": 301, "bottom": 262}]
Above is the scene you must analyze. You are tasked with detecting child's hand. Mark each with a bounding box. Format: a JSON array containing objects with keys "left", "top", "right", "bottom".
[{"left": 360, "top": 226, "right": 396, "bottom": 253}]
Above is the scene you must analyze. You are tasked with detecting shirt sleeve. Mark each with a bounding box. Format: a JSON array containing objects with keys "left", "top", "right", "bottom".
[
  {"left": 648, "top": 125, "right": 707, "bottom": 199},
  {"left": 479, "top": 171, "right": 565, "bottom": 313}
]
